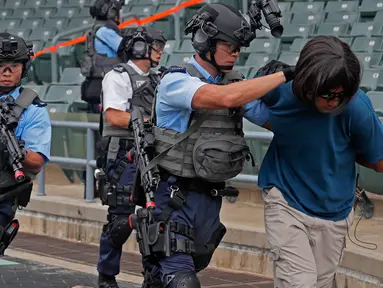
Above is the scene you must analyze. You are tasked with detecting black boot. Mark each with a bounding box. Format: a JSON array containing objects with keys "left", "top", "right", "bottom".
[{"left": 98, "top": 273, "right": 119, "bottom": 288}]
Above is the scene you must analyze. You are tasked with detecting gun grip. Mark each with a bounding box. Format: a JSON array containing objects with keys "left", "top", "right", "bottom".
[{"left": 132, "top": 170, "right": 146, "bottom": 207}]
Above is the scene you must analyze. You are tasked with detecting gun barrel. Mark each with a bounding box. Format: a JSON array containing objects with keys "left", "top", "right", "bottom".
[
  {"left": 130, "top": 108, "right": 159, "bottom": 210},
  {"left": 0, "top": 116, "right": 25, "bottom": 182}
]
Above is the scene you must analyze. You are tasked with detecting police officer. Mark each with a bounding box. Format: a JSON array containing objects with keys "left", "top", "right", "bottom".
[
  {"left": 96, "top": 27, "right": 167, "bottom": 288},
  {"left": 80, "top": 0, "right": 124, "bottom": 114},
  {"left": 80, "top": 0, "right": 125, "bottom": 196},
  {"left": 144, "top": 3, "right": 295, "bottom": 287},
  {"left": 0, "top": 33, "right": 51, "bottom": 254}
]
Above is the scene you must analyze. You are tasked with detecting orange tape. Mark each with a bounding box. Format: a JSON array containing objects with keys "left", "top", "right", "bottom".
[{"left": 31, "top": 0, "right": 204, "bottom": 58}]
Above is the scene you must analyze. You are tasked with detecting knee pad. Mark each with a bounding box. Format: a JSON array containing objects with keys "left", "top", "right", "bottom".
[
  {"left": 164, "top": 271, "right": 201, "bottom": 288},
  {"left": 0, "top": 219, "right": 19, "bottom": 255},
  {"left": 109, "top": 216, "right": 133, "bottom": 247}
]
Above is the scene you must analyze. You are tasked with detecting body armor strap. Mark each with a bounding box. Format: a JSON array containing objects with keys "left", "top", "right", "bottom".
[{"left": 13, "top": 87, "right": 45, "bottom": 119}]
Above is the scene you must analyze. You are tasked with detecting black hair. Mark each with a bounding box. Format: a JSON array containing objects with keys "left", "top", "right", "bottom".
[{"left": 292, "top": 35, "right": 361, "bottom": 103}]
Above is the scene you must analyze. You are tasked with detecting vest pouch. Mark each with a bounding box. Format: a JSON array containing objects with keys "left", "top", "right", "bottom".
[
  {"left": 79, "top": 53, "right": 93, "bottom": 78},
  {"left": 193, "top": 134, "right": 249, "bottom": 182},
  {"left": 81, "top": 78, "right": 102, "bottom": 104}
]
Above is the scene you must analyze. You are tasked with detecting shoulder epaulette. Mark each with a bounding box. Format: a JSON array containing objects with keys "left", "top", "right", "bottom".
[
  {"left": 161, "top": 65, "right": 187, "bottom": 78},
  {"left": 32, "top": 96, "right": 47, "bottom": 107},
  {"left": 113, "top": 64, "right": 125, "bottom": 73}
]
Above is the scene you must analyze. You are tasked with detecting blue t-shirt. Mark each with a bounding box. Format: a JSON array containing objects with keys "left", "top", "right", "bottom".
[
  {"left": 95, "top": 26, "right": 122, "bottom": 57},
  {"left": 256, "top": 82, "right": 383, "bottom": 221},
  {"left": 0, "top": 87, "right": 52, "bottom": 162},
  {"left": 156, "top": 56, "right": 269, "bottom": 132}
]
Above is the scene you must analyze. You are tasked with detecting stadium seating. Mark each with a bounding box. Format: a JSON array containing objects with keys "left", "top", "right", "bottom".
[{"left": 1, "top": 0, "right": 381, "bottom": 191}]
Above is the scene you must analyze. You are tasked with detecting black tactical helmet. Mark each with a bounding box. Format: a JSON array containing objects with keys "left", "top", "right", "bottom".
[
  {"left": 90, "top": 0, "right": 123, "bottom": 20},
  {"left": 145, "top": 27, "right": 167, "bottom": 45},
  {"left": 0, "top": 33, "right": 34, "bottom": 78},
  {"left": 185, "top": 3, "right": 255, "bottom": 71},
  {"left": 0, "top": 33, "right": 32, "bottom": 63}
]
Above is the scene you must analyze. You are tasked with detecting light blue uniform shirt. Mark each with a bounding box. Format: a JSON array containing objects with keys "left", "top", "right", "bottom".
[
  {"left": 155, "top": 56, "right": 269, "bottom": 133},
  {"left": 95, "top": 26, "right": 122, "bottom": 57},
  {"left": 0, "top": 87, "right": 52, "bottom": 163}
]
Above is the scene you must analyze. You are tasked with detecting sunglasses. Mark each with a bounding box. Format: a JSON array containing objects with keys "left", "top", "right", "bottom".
[
  {"left": 217, "top": 42, "right": 243, "bottom": 54},
  {"left": 319, "top": 91, "right": 345, "bottom": 101},
  {"left": 0, "top": 63, "right": 23, "bottom": 73},
  {"left": 151, "top": 41, "right": 165, "bottom": 53}
]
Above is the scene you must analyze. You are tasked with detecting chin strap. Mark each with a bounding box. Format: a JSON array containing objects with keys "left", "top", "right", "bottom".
[
  {"left": 199, "top": 46, "right": 234, "bottom": 73},
  {"left": 0, "top": 83, "right": 20, "bottom": 94},
  {"left": 148, "top": 45, "right": 160, "bottom": 68}
]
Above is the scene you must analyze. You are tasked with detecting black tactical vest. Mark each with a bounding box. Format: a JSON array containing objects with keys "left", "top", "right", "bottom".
[
  {"left": 0, "top": 87, "right": 45, "bottom": 190},
  {"left": 153, "top": 64, "right": 250, "bottom": 183},
  {"left": 101, "top": 63, "right": 160, "bottom": 138},
  {"left": 80, "top": 20, "right": 122, "bottom": 79}
]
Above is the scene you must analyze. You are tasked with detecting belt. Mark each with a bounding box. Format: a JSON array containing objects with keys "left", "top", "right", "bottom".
[
  {"left": 159, "top": 170, "right": 238, "bottom": 197},
  {"left": 160, "top": 170, "right": 224, "bottom": 190}
]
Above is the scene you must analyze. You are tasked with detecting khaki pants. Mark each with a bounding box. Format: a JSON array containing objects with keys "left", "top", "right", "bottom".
[{"left": 263, "top": 187, "right": 354, "bottom": 288}]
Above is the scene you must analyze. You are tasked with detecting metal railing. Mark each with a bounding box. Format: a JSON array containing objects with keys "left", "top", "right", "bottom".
[
  {"left": 37, "top": 121, "right": 99, "bottom": 202},
  {"left": 37, "top": 120, "right": 273, "bottom": 202}
]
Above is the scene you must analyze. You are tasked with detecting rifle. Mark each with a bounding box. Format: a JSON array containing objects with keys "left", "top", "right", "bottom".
[
  {"left": 128, "top": 108, "right": 160, "bottom": 211},
  {"left": 0, "top": 102, "right": 25, "bottom": 184},
  {"left": 0, "top": 102, "right": 29, "bottom": 256},
  {"left": 126, "top": 108, "right": 162, "bottom": 259}
]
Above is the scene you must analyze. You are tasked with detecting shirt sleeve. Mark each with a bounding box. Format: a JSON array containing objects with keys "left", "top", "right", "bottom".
[
  {"left": 243, "top": 99, "right": 270, "bottom": 126},
  {"left": 20, "top": 106, "right": 52, "bottom": 163},
  {"left": 157, "top": 72, "right": 207, "bottom": 111},
  {"left": 242, "top": 75, "right": 286, "bottom": 126},
  {"left": 351, "top": 90, "right": 383, "bottom": 163},
  {"left": 102, "top": 70, "right": 133, "bottom": 112},
  {"left": 96, "top": 27, "right": 123, "bottom": 53}
]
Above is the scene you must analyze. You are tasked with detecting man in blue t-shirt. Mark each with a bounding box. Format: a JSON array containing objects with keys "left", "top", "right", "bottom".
[{"left": 246, "top": 35, "right": 383, "bottom": 287}]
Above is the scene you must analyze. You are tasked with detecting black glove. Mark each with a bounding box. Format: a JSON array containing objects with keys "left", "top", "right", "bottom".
[
  {"left": 256, "top": 60, "right": 295, "bottom": 83},
  {"left": 157, "top": 66, "right": 168, "bottom": 77}
]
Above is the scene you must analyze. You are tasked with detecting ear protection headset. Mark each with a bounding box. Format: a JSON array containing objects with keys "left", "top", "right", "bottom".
[
  {"left": 130, "top": 27, "right": 151, "bottom": 59},
  {"left": 185, "top": 12, "right": 219, "bottom": 56}
]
